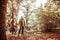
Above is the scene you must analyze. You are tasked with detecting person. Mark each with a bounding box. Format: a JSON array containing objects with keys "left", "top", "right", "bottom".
[
  {"left": 10, "top": 17, "right": 17, "bottom": 34},
  {"left": 18, "top": 16, "right": 25, "bottom": 35}
]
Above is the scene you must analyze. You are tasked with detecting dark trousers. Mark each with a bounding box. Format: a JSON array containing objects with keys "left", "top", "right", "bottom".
[
  {"left": 12, "top": 26, "right": 17, "bottom": 34},
  {"left": 18, "top": 27, "right": 24, "bottom": 35}
]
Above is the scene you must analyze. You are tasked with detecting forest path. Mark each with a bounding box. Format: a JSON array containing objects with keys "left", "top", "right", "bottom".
[{"left": 6, "top": 31, "right": 60, "bottom": 40}]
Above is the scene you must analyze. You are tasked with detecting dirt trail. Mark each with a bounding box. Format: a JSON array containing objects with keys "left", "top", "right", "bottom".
[{"left": 7, "top": 32, "right": 60, "bottom": 40}]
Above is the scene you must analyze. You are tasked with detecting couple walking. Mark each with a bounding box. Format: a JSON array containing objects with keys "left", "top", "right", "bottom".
[{"left": 10, "top": 16, "right": 25, "bottom": 35}]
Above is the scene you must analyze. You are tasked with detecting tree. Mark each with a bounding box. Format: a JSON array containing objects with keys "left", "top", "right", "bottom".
[
  {"left": 0, "top": 0, "right": 7, "bottom": 40},
  {"left": 6, "top": 0, "right": 23, "bottom": 30},
  {"left": 19, "top": 0, "right": 35, "bottom": 27},
  {"left": 37, "top": 0, "right": 60, "bottom": 32}
]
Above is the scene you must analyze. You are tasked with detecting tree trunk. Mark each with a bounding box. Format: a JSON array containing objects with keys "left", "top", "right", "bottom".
[
  {"left": 0, "top": 0, "right": 7, "bottom": 40},
  {"left": 26, "top": 6, "right": 29, "bottom": 27}
]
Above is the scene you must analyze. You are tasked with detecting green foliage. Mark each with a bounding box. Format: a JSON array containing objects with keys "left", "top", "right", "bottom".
[{"left": 37, "top": 0, "right": 60, "bottom": 32}]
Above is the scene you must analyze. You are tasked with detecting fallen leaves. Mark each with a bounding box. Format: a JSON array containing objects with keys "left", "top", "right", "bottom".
[{"left": 7, "top": 32, "right": 60, "bottom": 40}]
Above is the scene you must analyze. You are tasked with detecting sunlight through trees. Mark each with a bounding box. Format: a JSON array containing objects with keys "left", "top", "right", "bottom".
[{"left": 6, "top": 0, "right": 60, "bottom": 32}]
